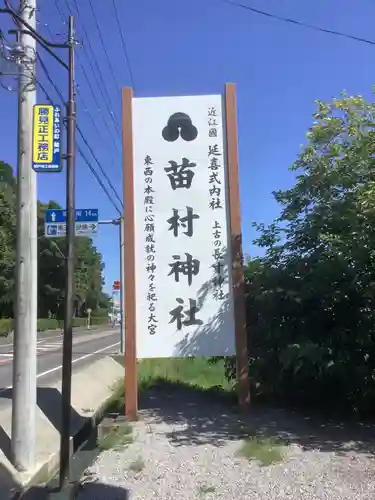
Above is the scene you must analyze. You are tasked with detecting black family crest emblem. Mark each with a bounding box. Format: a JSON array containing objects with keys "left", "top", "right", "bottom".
[{"left": 162, "top": 112, "right": 198, "bottom": 142}]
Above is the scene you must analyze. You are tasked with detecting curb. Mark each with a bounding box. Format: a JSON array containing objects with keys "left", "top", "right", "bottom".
[{"left": 13, "top": 380, "right": 121, "bottom": 499}]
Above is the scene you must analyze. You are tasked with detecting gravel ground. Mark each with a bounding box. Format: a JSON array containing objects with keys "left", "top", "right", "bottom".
[{"left": 76, "top": 386, "right": 375, "bottom": 500}]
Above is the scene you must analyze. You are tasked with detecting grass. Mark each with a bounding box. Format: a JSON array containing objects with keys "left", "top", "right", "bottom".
[
  {"left": 138, "top": 357, "right": 233, "bottom": 391},
  {"left": 111, "top": 356, "right": 234, "bottom": 401},
  {"left": 98, "top": 422, "right": 134, "bottom": 451},
  {"left": 198, "top": 485, "right": 216, "bottom": 495},
  {"left": 129, "top": 457, "right": 145, "bottom": 473},
  {"left": 104, "top": 356, "right": 238, "bottom": 456},
  {"left": 238, "top": 436, "right": 285, "bottom": 466},
  {"left": 107, "top": 356, "right": 235, "bottom": 416}
]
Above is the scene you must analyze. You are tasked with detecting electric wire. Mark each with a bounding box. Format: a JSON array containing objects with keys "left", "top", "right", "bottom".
[
  {"left": 53, "top": 0, "right": 122, "bottom": 138},
  {"left": 54, "top": 0, "right": 122, "bottom": 138},
  {"left": 223, "top": 0, "right": 375, "bottom": 46},
  {"left": 43, "top": 22, "right": 121, "bottom": 155},
  {"left": 51, "top": 0, "right": 67, "bottom": 31},
  {"left": 87, "top": 0, "right": 121, "bottom": 92},
  {"left": 38, "top": 54, "right": 123, "bottom": 208},
  {"left": 37, "top": 78, "right": 122, "bottom": 216},
  {"left": 37, "top": 54, "right": 123, "bottom": 212},
  {"left": 111, "top": 0, "right": 135, "bottom": 89},
  {"left": 70, "top": 0, "right": 122, "bottom": 131}
]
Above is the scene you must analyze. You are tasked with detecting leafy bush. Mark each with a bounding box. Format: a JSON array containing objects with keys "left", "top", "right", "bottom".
[
  {"left": 0, "top": 315, "right": 109, "bottom": 336},
  {"left": 0, "top": 319, "right": 12, "bottom": 336},
  {"left": 90, "top": 316, "right": 109, "bottom": 326},
  {"left": 231, "top": 93, "right": 375, "bottom": 416},
  {"left": 37, "top": 318, "right": 60, "bottom": 331},
  {"left": 91, "top": 308, "right": 109, "bottom": 318}
]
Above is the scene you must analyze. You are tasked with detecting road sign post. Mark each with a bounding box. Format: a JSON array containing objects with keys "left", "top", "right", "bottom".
[
  {"left": 86, "top": 308, "right": 92, "bottom": 330},
  {"left": 97, "top": 218, "right": 125, "bottom": 353},
  {"left": 44, "top": 208, "right": 99, "bottom": 238}
]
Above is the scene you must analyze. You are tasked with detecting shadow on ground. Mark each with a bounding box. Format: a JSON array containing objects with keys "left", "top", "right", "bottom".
[
  {"left": 74, "top": 483, "right": 129, "bottom": 500},
  {"left": 17, "top": 482, "right": 129, "bottom": 499},
  {"left": 0, "top": 463, "right": 20, "bottom": 500},
  {"left": 135, "top": 379, "right": 375, "bottom": 457},
  {"left": 0, "top": 387, "right": 88, "bottom": 453},
  {"left": 0, "top": 387, "right": 91, "bottom": 499}
]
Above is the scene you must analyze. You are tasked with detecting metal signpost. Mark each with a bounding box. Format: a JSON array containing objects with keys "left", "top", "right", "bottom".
[
  {"left": 111, "top": 280, "right": 120, "bottom": 327},
  {"left": 98, "top": 218, "right": 125, "bottom": 353},
  {"left": 44, "top": 208, "right": 99, "bottom": 238},
  {"left": 86, "top": 307, "right": 92, "bottom": 330}
]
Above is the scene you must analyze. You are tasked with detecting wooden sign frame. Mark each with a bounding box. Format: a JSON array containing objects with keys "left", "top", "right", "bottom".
[{"left": 121, "top": 83, "right": 250, "bottom": 420}]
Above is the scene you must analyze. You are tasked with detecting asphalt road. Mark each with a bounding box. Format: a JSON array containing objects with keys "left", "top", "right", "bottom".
[{"left": 0, "top": 328, "right": 121, "bottom": 392}]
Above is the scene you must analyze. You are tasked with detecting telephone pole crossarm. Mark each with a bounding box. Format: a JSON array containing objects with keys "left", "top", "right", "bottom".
[{"left": 0, "top": 7, "right": 69, "bottom": 69}]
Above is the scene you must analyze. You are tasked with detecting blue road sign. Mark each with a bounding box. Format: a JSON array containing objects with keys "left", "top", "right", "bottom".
[
  {"left": 44, "top": 209, "right": 65, "bottom": 223},
  {"left": 44, "top": 208, "right": 99, "bottom": 224},
  {"left": 44, "top": 221, "right": 98, "bottom": 238},
  {"left": 75, "top": 209, "right": 99, "bottom": 222}
]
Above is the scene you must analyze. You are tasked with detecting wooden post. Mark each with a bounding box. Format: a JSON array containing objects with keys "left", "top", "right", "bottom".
[
  {"left": 121, "top": 87, "right": 138, "bottom": 420},
  {"left": 224, "top": 83, "right": 251, "bottom": 410}
]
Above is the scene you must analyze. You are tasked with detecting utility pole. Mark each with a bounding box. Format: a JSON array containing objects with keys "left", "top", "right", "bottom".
[
  {"left": 98, "top": 218, "right": 125, "bottom": 353},
  {"left": 11, "top": 0, "right": 38, "bottom": 471},
  {"left": 119, "top": 216, "right": 125, "bottom": 354},
  {"left": 59, "top": 15, "right": 76, "bottom": 489},
  {"left": 1, "top": 2, "right": 77, "bottom": 484}
]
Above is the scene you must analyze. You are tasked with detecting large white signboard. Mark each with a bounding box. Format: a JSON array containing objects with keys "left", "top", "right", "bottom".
[{"left": 132, "top": 95, "right": 235, "bottom": 358}]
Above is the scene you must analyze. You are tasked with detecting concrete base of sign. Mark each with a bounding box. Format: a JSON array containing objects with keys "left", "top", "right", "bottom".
[{"left": 0, "top": 356, "right": 124, "bottom": 499}]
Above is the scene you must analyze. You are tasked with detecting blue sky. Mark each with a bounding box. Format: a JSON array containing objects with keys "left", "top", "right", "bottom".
[{"left": 1, "top": 0, "right": 374, "bottom": 294}]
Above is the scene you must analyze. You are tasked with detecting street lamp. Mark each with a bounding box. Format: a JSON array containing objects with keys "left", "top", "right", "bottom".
[{"left": 0, "top": 3, "right": 77, "bottom": 490}]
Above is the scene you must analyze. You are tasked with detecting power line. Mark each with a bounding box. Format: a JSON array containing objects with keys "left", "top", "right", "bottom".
[
  {"left": 51, "top": 0, "right": 67, "bottom": 28},
  {"left": 37, "top": 54, "right": 123, "bottom": 207},
  {"left": 75, "top": 48, "right": 122, "bottom": 143},
  {"left": 87, "top": 0, "right": 121, "bottom": 92},
  {"left": 111, "top": 0, "right": 135, "bottom": 89},
  {"left": 76, "top": 126, "right": 123, "bottom": 209},
  {"left": 223, "top": 0, "right": 375, "bottom": 46},
  {"left": 37, "top": 55, "right": 123, "bottom": 212},
  {"left": 37, "top": 78, "right": 122, "bottom": 215},
  {"left": 75, "top": 145, "right": 122, "bottom": 215},
  {"left": 43, "top": 23, "right": 121, "bottom": 155},
  {"left": 54, "top": 0, "right": 122, "bottom": 138},
  {"left": 54, "top": 0, "right": 122, "bottom": 137}
]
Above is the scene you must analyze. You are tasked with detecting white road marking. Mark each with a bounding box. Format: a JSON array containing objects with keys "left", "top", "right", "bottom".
[
  {"left": 38, "top": 343, "right": 62, "bottom": 349},
  {"left": 0, "top": 334, "right": 64, "bottom": 349},
  {"left": 0, "top": 331, "right": 118, "bottom": 357},
  {"left": 36, "top": 342, "right": 121, "bottom": 378},
  {"left": 0, "top": 341, "right": 64, "bottom": 357},
  {"left": 0, "top": 341, "right": 120, "bottom": 394},
  {"left": 0, "top": 329, "right": 117, "bottom": 349}
]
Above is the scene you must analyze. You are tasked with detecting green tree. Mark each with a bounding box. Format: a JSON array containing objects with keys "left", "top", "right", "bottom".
[
  {"left": 0, "top": 162, "right": 16, "bottom": 317},
  {"left": 37, "top": 201, "right": 107, "bottom": 318},
  {"left": 37, "top": 201, "right": 65, "bottom": 318},
  {"left": 0, "top": 162, "right": 109, "bottom": 320},
  {"left": 242, "top": 91, "right": 375, "bottom": 413},
  {"left": 74, "top": 237, "right": 106, "bottom": 316}
]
